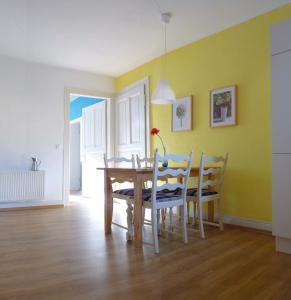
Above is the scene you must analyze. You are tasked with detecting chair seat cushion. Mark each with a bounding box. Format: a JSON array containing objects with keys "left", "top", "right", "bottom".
[
  {"left": 113, "top": 188, "right": 136, "bottom": 197},
  {"left": 187, "top": 188, "right": 218, "bottom": 197},
  {"left": 114, "top": 188, "right": 180, "bottom": 202},
  {"left": 143, "top": 192, "right": 181, "bottom": 202}
]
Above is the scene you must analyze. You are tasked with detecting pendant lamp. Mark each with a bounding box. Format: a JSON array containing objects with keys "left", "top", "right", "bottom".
[{"left": 152, "top": 12, "right": 176, "bottom": 104}]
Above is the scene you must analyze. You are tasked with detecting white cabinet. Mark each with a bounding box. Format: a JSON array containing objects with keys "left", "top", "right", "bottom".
[
  {"left": 271, "top": 18, "right": 291, "bottom": 254},
  {"left": 270, "top": 19, "right": 291, "bottom": 55},
  {"left": 272, "top": 154, "right": 291, "bottom": 239},
  {"left": 271, "top": 51, "right": 291, "bottom": 153}
]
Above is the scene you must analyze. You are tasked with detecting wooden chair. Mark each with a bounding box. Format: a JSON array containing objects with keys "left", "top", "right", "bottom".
[
  {"left": 143, "top": 149, "right": 193, "bottom": 254},
  {"left": 103, "top": 154, "right": 136, "bottom": 240},
  {"left": 187, "top": 153, "right": 228, "bottom": 239}
]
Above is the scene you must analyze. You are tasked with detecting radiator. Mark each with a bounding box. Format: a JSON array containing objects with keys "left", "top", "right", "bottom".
[{"left": 0, "top": 171, "right": 45, "bottom": 202}]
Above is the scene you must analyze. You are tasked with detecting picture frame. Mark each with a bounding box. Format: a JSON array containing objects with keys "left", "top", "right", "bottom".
[
  {"left": 210, "top": 85, "right": 236, "bottom": 128},
  {"left": 172, "top": 96, "right": 193, "bottom": 132}
]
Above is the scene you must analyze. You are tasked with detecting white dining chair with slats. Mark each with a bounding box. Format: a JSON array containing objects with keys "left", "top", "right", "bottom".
[
  {"left": 143, "top": 149, "right": 193, "bottom": 254},
  {"left": 136, "top": 155, "right": 154, "bottom": 190},
  {"left": 103, "top": 154, "right": 136, "bottom": 240},
  {"left": 187, "top": 153, "right": 228, "bottom": 239},
  {"left": 136, "top": 155, "right": 171, "bottom": 230},
  {"left": 136, "top": 155, "right": 154, "bottom": 226}
]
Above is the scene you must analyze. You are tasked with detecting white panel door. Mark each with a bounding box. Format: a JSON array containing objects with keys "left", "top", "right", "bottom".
[
  {"left": 115, "top": 84, "right": 146, "bottom": 159},
  {"left": 271, "top": 50, "right": 291, "bottom": 153},
  {"left": 81, "top": 101, "right": 106, "bottom": 197},
  {"left": 82, "top": 101, "right": 106, "bottom": 156},
  {"left": 272, "top": 154, "right": 291, "bottom": 239}
]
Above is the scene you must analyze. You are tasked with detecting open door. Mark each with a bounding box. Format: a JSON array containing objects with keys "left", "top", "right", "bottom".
[
  {"left": 115, "top": 81, "right": 149, "bottom": 159},
  {"left": 81, "top": 101, "right": 107, "bottom": 198}
]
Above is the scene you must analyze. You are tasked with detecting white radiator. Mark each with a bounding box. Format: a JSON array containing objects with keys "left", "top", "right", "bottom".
[{"left": 0, "top": 171, "right": 45, "bottom": 202}]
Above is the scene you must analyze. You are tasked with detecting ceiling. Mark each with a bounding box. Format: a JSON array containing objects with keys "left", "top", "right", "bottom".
[{"left": 0, "top": 0, "right": 289, "bottom": 77}]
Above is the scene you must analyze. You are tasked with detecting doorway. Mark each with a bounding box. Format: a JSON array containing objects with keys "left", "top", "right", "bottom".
[
  {"left": 64, "top": 89, "right": 113, "bottom": 204},
  {"left": 69, "top": 94, "right": 106, "bottom": 198}
]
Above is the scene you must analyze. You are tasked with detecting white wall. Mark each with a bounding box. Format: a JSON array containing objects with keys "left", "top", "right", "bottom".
[{"left": 0, "top": 55, "right": 114, "bottom": 205}]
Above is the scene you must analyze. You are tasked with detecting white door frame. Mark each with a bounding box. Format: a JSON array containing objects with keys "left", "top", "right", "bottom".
[
  {"left": 117, "top": 77, "right": 150, "bottom": 158},
  {"left": 64, "top": 87, "right": 114, "bottom": 205}
]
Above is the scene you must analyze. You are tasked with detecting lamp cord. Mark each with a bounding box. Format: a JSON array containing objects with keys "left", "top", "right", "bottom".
[
  {"left": 152, "top": 0, "right": 168, "bottom": 80},
  {"left": 152, "top": 0, "right": 162, "bottom": 14},
  {"left": 164, "top": 22, "right": 167, "bottom": 79}
]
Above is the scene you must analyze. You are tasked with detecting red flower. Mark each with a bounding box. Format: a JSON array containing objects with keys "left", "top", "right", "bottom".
[{"left": 151, "top": 128, "right": 160, "bottom": 135}]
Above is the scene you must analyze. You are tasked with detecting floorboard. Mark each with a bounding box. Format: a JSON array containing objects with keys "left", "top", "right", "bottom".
[{"left": 0, "top": 195, "right": 290, "bottom": 300}]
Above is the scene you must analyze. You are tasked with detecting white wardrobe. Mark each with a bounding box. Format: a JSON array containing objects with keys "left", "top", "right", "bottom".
[{"left": 271, "top": 18, "right": 291, "bottom": 254}]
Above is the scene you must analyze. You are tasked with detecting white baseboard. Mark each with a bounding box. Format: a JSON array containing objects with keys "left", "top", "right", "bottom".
[
  {"left": 223, "top": 215, "right": 272, "bottom": 232},
  {"left": 187, "top": 208, "right": 272, "bottom": 232},
  {"left": 0, "top": 200, "right": 63, "bottom": 209},
  {"left": 276, "top": 237, "right": 291, "bottom": 254}
]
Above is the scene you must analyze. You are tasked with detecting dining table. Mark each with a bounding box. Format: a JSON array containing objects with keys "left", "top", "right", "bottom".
[{"left": 98, "top": 166, "right": 215, "bottom": 248}]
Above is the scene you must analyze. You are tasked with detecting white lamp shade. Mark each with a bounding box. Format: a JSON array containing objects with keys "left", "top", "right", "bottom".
[{"left": 152, "top": 80, "right": 176, "bottom": 104}]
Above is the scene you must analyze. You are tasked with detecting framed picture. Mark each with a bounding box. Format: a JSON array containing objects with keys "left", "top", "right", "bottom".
[
  {"left": 172, "top": 96, "right": 193, "bottom": 132},
  {"left": 210, "top": 85, "right": 236, "bottom": 128}
]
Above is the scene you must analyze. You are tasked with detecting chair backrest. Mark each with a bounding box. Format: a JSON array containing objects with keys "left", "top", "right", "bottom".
[
  {"left": 103, "top": 154, "right": 136, "bottom": 187},
  {"left": 103, "top": 154, "right": 135, "bottom": 168},
  {"left": 136, "top": 155, "right": 154, "bottom": 168},
  {"left": 197, "top": 153, "right": 228, "bottom": 197},
  {"left": 151, "top": 149, "right": 193, "bottom": 207}
]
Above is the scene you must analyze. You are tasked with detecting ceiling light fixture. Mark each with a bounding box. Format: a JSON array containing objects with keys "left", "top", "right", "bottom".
[{"left": 152, "top": 12, "right": 176, "bottom": 105}]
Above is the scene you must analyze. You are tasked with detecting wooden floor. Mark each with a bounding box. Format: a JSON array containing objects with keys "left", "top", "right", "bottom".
[{"left": 0, "top": 195, "right": 291, "bottom": 300}]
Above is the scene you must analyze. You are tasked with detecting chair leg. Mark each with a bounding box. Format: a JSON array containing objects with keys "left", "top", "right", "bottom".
[
  {"left": 192, "top": 201, "right": 197, "bottom": 226},
  {"left": 187, "top": 201, "right": 190, "bottom": 224},
  {"left": 217, "top": 198, "right": 224, "bottom": 231},
  {"left": 126, "top": 203, "right": 134, "bottom": 241},
  {"left": 152, "top": 209, "right": 160, "bottom": 254},
  {"left": 157, "top": 209, "right": 161, "bottom": 234},
  {"left": 142, "top": 207, "right": 145, "bottom": 225},
  {"left": 168, "top": 207, "right": 174, "bottom": 232},
  {"left": 161, "top": 208, "right": 167, "bottom": 230},
  {"left": 197, "top": 201, "right": 205, "bottom": 239},
  {"left": 181, "top": 204, "right": 188, "bottom": 244}
]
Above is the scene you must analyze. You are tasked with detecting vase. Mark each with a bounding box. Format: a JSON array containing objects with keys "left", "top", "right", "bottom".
[{"left": 162, "top": 161, "right": 168, "bottom": 168}]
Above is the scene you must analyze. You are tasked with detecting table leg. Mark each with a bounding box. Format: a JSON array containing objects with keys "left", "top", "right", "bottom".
[
  {"left": 133, "top": 174, "right": 143, "bottom": 248},
  {"left": 104, "top": 170, "right": 113, "bottom": 234}
]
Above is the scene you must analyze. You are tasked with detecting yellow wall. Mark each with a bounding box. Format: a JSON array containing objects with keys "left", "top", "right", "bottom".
[{"left": 115, "top": 4, "right": 291, "bottom": 222}]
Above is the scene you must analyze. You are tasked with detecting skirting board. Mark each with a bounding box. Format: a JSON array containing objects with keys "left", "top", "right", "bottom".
[
  {"left": 187, "top": 208, "right": 272, "bottom": 232},
  {"left": 223, "top": 215, "right": 272, "bottom": 232},
  {"left": 276, "top": 237, "right": 291, "bottom": 254},
  {"left": 0, "top": 200, "right": 64, "bottom": 210}
]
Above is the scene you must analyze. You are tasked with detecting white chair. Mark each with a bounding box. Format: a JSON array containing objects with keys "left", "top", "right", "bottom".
[
  {"left": 136, "top": 155, "right": 154, "bottom": 189},
  {"left": 103, "top": 154, "right": 136, "bottom": 240},
  {"left": 136, "top": 155, "right": 171, "bottom": 229},
  {"left": 136, "top": 156, "right": 154, "bottom": 169},
  {"left": 136, "top": 155, "right": 156, "bottom": 227},
  {"left": 187, "top": 153, "right": 228, "bottom": 239},
  {"left": 143, "top": 149, "right": 193, "bottom": 254}
]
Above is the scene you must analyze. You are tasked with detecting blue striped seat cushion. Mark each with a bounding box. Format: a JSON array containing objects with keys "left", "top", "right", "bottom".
[
  {"left": 113, "top": 188, "right": 181, "bottom": 202},
  {"left": 113, "top": 188, "right": 136, "bottom": 197},
  {"left": 157, "top": 188, "right": 218, "bottom": 197},
  {"left": 186, "top": 188, "right": 218, "bottom": 197}
]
